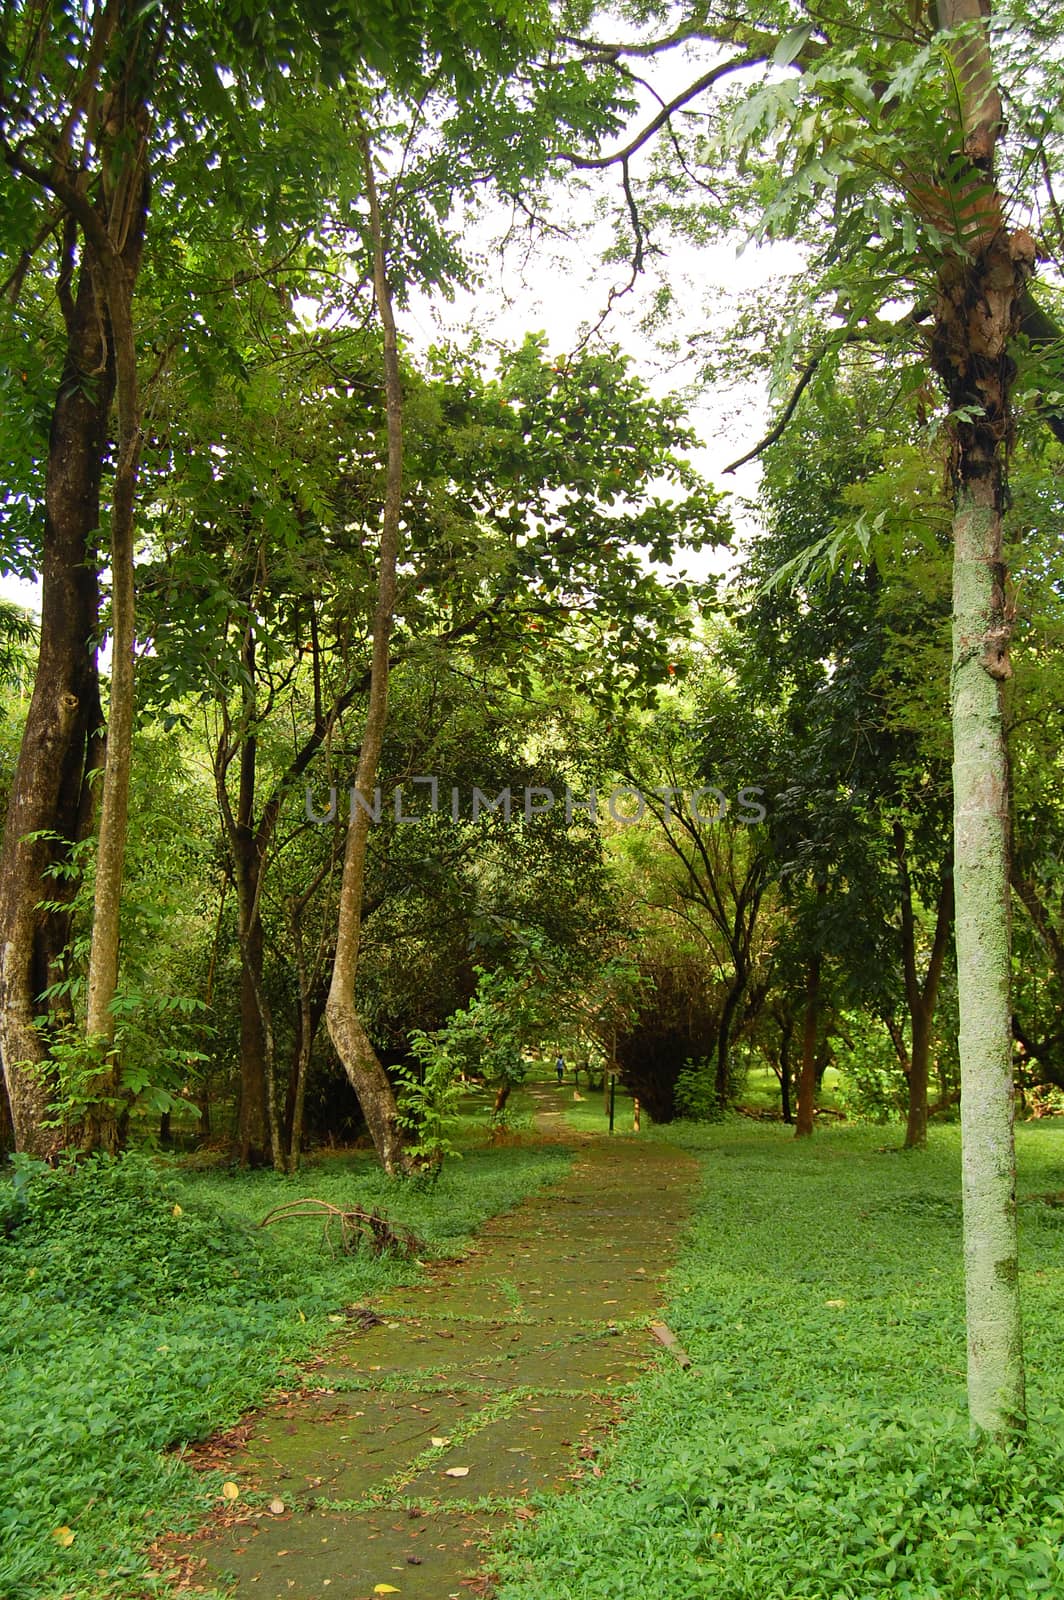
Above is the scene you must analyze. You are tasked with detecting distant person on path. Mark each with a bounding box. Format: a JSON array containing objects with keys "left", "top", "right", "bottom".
[{"left": 555, "top": 1053, "right": 565, "bottom": 1085}]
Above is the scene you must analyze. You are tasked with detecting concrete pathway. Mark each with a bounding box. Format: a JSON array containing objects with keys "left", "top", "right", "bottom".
[{"left": 186, "top": 1091, "right": 697, "bottom": 1600}]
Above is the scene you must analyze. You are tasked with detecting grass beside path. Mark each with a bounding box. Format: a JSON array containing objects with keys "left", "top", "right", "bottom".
[
  {"left": 496, "top": 1120, "right": 1064, "bottom": 1600},
  {"left": 0, "top": 1125, "right": 570, "bottom": 1600}
]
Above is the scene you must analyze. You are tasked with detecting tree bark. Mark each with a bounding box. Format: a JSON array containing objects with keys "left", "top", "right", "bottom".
[
  {"left": 933, "top": 219, "right": 1032, "bottom": 1435},
  {"left": 6, "top": 19, "right": 156, "bottom": 1154},
  {"left": 795, "top": 949, "right": 821, "bottom": 1138},
  {"left": 284, "top": 855, "right": 334, "bottom": 1173},
  {"left": 0, "top": 247, "right": 110, "bottom": 1156},
  {"left": 324, "top": 134, "right": 407, "bottom": 1175},
  {"left": 81, "top": 241, "right": 144, "bottom": 1151},
  {"left": 714, "top": 964, "right": 746, "bottom": 1109},
  {"left": 777, "top": 1013, "right": 793, "bottom": 1124},
  {"left": 894, "top": 825, "right": 954, "bottom": 1150},
  {"left": 919, "top": 0, "right": 1030, "bottom": 1438}
]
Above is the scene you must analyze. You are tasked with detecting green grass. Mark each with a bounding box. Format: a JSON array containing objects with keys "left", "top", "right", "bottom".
[
  {"left": 496, "top": 1119, "right": 1064, "bottom": 1600},
  {"left": 0, "top": 1134, "right": 571, "bottom": 1600}
]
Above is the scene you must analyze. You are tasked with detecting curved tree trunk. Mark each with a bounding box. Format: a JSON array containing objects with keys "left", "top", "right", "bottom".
[{"left": 324, "top": 133, "right": 407, "bottom": 1175}]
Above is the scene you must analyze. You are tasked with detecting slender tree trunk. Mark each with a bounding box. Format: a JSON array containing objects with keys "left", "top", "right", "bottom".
[
  {"left": 76, "top": 59, "right": 152, "bottom": 1151},
  {"left": 216, "top": 614, "right": 274, "bottom": 1167},
  {"left": 895, "top": 827, "right": 954, "bottom": 1151},
  {"left": 285, "top": 977, "right": 328, "bottom": 1173},
  {"left": 922, "top": 0, "right": 1031, "bottom": 1437},
  {"left": 932, "top": 225, "right": 1032, "bottom": 1434},
  {"left": 324, "top": 134, "right": 407, "bottom": 1175},
  {"left": 795, "top": 951, "right": 821, "bottom": 1138},
  {"left": 778, "top": 1016, "right": 793, "bottom": 1124},
  {"left": 234, "top": 862, "right": 271, "bottom": 1165},
  {"left": 906, "top": 1006, "right": 932, "bottom": 1150},
  {"left": 714, "top": 968, "right": 746, "bottom": 1109},
  {"left": 284, "top": 842, "right": 337, "bottom": 1171},
  {"left": 0, "top": 249, "right": 110, "bottom": 1156},
  {"left": 949, "top": 453, "right": 1025, "bottom": 1434},
  {"left": 81, "top": 258, "right": 141, "bottom": 1152}
]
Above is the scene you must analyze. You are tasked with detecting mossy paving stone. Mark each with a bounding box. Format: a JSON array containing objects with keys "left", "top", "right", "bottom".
[
  {"left": 227, "top": 1390, "right": 496, "bottom": 1500},
  {"left": 189, "top": 1126, "right": 698, "bottom": 1598},
  {"left": 204, "top": 1504, "right": 511, "bottom": 1600},
  {"left": 314, "top": 1319, "right": 653, "bottom": 1393},
  {"left": 403, "top": 1396, "right": 615, "bottom": 1499}
]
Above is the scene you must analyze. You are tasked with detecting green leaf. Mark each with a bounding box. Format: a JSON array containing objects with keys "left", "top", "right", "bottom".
[{"left": 772, "top": 23, "right": 814, "bottom": 69}]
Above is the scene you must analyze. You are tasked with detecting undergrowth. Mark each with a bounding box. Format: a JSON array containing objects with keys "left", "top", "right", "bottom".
[
  {"left": 0, "top": 1141, "right": 570, "bottom": 1600},
  {"left": 496, "top": 1121, "right": 1064, "bottom": 1600}
]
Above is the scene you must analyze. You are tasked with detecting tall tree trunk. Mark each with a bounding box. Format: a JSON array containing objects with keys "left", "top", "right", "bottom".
[
  {"left": 81, "top": 250, "right": 143, "bottom": 1152},
  {"left": 714, "top": 967, "right": 746, "bottom": 1109},
  {"left": 926, "top": 0, "right": 1032, "bottom": 1435},
  {"left": 894, "top": 826, "right": 954, "bottom": 1150},
  {"left": 234, "top": 853, "right": 271, "bottom": 1165},
  {"left": 778, "top": 1014, "right": 793, "bottom": 1124},
  {"left": 324, "top": 134, "right": 407, "bottom": 1175},
  {"left": 0, "top": 248, "right": 109, "bottom": 1156},
  {"left": 948, "top": 437, "right": 1026, "bottom": 1434},
  {"left": 906, "top": 1005, "right": 932, "bottom": 1151},
  {"left": 795, "top": 950, "right": 821, "bottom": 1138},
  {"left": 215, "top": 612, "right": 275, "bottom": 1168},
  {"left": 284, "top": 854, "right": 333, "bottom": 1173}
]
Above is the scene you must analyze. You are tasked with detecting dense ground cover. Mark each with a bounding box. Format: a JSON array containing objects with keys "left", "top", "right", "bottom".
[
  {"left": 0, "top": 1114, "right": 570, "bottom": 1600},
  {"left": 498, "top": 1119, "right": 1064, "bottom": 1600}
]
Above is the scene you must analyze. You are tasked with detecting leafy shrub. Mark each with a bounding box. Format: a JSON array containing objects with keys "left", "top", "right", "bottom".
[
  {"left": 834, "top": 1029, "right": 907, "bottom": 1122},
  {"left": 674, "top": 1057, "right": 723, "bottom": 1121}
]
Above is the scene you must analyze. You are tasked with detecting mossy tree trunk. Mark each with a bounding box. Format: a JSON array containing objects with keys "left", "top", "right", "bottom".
[{"left": 925, "top": 0, "right": 1033, "bottom": 1439}]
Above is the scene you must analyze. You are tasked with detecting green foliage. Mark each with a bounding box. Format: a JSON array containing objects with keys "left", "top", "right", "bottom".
[
  {"left": 396, "top": 1035, "right": 467, "bottom": 1170},
  {"left": 0, "top": 1142, "right": 572, "bottom": 1599},
  {"left": 673, "top": 1057, "right": 725, "bottom": 1123},
  {"left": 497, "top": 1122, "right": 1064, "bottom": 1599},
  {"left": 834, "top": 1015, "right": 909, "bottom": 1123}
]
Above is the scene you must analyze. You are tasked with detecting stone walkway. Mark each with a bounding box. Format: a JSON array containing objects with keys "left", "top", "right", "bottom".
[{"left": 189, "top": 1092, "right": 698, "bottom": 1600}]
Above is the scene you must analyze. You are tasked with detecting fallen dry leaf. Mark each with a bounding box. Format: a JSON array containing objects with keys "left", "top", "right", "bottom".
[
  {"left": 269, "top": 1498, "right": 285, "bottom": 1515},
  {"left": 51, "top": 1527, "right": 75, "bottom": 1548},
  {"left": 430, "top": 1437, "right": 451, "bottom": 1448},
  {"left": 444, "top": 1466, "right": 470, "bottom": 1478},
  {"left": 221, "top": 1481, "right": 240, "bottom": 1502}
]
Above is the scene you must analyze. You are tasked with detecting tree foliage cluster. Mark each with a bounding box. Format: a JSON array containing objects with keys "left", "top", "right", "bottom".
[{"left": 2, "top": 0, "right": 1064, "bottom": 1445}]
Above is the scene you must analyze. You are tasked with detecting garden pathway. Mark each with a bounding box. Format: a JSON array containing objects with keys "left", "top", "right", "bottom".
[{"left": 187, "top": 1090, "right": 697, "bottom": 1600}]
